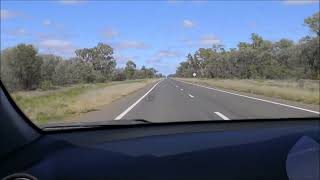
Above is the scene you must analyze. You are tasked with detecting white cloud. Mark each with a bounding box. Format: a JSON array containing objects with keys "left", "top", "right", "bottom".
[
  {"left": 114, "top": 55, "right": 130, "bottom": 64},
  {"left": 180, "top": 38, "right": 195, "bottom": 47},
  {"left": 1, "top": 9, "right": 24, "bottom": 20},
  {"left": 39, "top": 39, "right": 75, "bottom": 56},
  {"left": 36, "top": 32, "right": 70, "bottom": 40},
  {"left": 43, "top": 19, "right": 52, "bottom": 26},
  {"left": 180, "top": 35, "right": 222, "bottom": 47},
  {"left": 114, "top": 54, "right": 139, "bottom": 64},
  {"left": 36, "top": 32, "right": 53, "bottom": 40},
  {"left": 40, "top": 39, "right": 73, "bottom": 50},
  {"left": 101, "top": 28, "right": 119, "bottom": 38},
  {"left": 112, "top": 41, "right": 148, "bottom": 49},
  {"left": 199, "top": 35, "right": 221, "bottom": 46},
  {"left": 183, "top": 19, "right": 195, "bottom": 28},
  {"left": 7, "top": 28, "right": 29, "bottom": 36},
  {"left": 147, "top": 50, "right": 181, "bottom": 64},
  {"left": 156, "top": 50, "right": 181, "bottom": 58},
  {"left": 283, "top": 0, "right": 319, "bottom": 5},
  {"left": 59, "top": 0, "right": 86, "bottom": 5}
]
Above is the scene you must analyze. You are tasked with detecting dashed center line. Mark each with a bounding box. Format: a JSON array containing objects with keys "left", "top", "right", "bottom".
[
  {"left": 176, "top": 79, "right": 319, "bottom": 115},
  {"left": 176, "top": 85, "right": 178, "bottom": 88},
  {"left": 214, "top": 112, "right": 230, "bottom": 120},
  {"left": 180, "top": 89, "right": 184, "bottom": 91},
  {"left": 188, "top": 94, "right": 194, "bottom": 98}
]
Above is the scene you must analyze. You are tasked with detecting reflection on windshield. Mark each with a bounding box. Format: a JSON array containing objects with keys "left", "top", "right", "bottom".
[{"left": 0, "top": 1, "right": 319, "bottom": 128}]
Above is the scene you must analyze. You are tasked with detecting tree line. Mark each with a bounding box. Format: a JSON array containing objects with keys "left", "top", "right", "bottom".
[
  {"left": 1, "top": 42, "right": 162, "bottom": 91},
  {"left": 174, "top": 12, "right": 319, "bottom": 80}
]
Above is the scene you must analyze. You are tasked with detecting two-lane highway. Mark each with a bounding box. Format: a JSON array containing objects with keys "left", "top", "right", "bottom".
[{"left": 113, "top": 78, "right": 319, "bottom": 122}]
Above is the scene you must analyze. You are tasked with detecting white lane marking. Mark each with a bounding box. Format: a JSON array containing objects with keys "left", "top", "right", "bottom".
[
  {"left": 176, "top": 79, "right": 320, "bottom": 115},
  {"left": 188, "top": 94, "right": 194, "bottom": 98},
  {"left": 114, "top": 80, "right": 162, "bottom": 120},
  {"left": 180, "top": 89, "right": 183, "bottom": 91},
  {"left": 214, "top": 112, "right": 230, "bottom": 120},
  {"left": 176, "top": 85, "right": 178, "bottom": 88}
]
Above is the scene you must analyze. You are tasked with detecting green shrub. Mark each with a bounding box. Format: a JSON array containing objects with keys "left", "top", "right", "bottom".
[{"left": 39, "top": 80, "right": 54, "bottom": 90}]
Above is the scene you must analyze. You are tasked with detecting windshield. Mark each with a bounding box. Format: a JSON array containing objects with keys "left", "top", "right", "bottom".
[{"left": 1, "top": 1, "right": 319, "bottom": 129}]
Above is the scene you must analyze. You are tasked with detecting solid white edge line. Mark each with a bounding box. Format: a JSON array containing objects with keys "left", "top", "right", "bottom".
[
  {"left": 214, "top": 112, "right": 230, "bottom": 120},
  {"left": 114, "top": 80, "right": 162, "bottom": 120},
  {"left": 188, "top": 94, "right": 194, "bottom": 98},
  {"left": 175, "top": 79, "right": 320, "bottom": 115}
]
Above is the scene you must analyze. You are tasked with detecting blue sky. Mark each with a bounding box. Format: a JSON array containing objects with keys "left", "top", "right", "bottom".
[{"left": 1, "top": 0, "right": 319, "bottom": 75}]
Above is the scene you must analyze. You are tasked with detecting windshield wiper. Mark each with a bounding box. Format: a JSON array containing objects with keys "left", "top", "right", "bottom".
[{"left": 41, "top": 119, "right": 151, "bottom": 131}]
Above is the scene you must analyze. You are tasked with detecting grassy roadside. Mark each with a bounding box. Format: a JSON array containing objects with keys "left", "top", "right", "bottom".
[
  {"left": 174, "top": 78, "right": 320, "bottom": 105},
  {"left": 11, "top": 79, "right": 159, "bottom": 125}
]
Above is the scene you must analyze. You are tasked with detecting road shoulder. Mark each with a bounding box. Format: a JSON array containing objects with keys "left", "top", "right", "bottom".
[
  {"left": 67, "top": 80, "right": 161, "bottom": 123},
  {"left": 174, "top": 78, "right": 320, "bottom": 113}
]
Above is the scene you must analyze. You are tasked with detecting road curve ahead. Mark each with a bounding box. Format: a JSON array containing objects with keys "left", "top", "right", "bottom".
[{"left": 116, "top": 78, "right": 319, "bottom": 122}]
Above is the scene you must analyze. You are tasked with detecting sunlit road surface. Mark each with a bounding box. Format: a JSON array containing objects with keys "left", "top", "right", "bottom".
[{"left": 77, "top": 78, "right": 319, "bottom": 122}]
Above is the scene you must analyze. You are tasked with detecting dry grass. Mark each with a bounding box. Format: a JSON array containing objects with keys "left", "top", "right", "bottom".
[
  {"left": 11, "top": 79, "right": 158, "bottom": 124},
  {"left": 175, "top": 78, "right": 320, "bottom": 105},
  {"left": 67, "top": 80, "right": 156, "bottom": 115}
]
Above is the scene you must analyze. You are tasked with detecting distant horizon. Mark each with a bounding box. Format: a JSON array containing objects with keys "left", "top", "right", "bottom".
[{"left": 1, "top": 0, "right": 319, "bottom": 75}]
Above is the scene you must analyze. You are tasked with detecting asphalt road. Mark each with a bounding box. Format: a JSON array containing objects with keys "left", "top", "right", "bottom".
[{"left": 76, "top": 78, "right": 319, "bottom": 123}]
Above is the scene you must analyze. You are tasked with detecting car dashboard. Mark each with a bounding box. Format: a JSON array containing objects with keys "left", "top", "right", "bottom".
[{"left": 1, "top": 119, "right": 319, "bottom": 180}]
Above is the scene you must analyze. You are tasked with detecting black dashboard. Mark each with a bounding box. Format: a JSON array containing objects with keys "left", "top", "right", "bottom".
[{"left": 1, "top": 119, "right": 319, "bottom": 180}]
